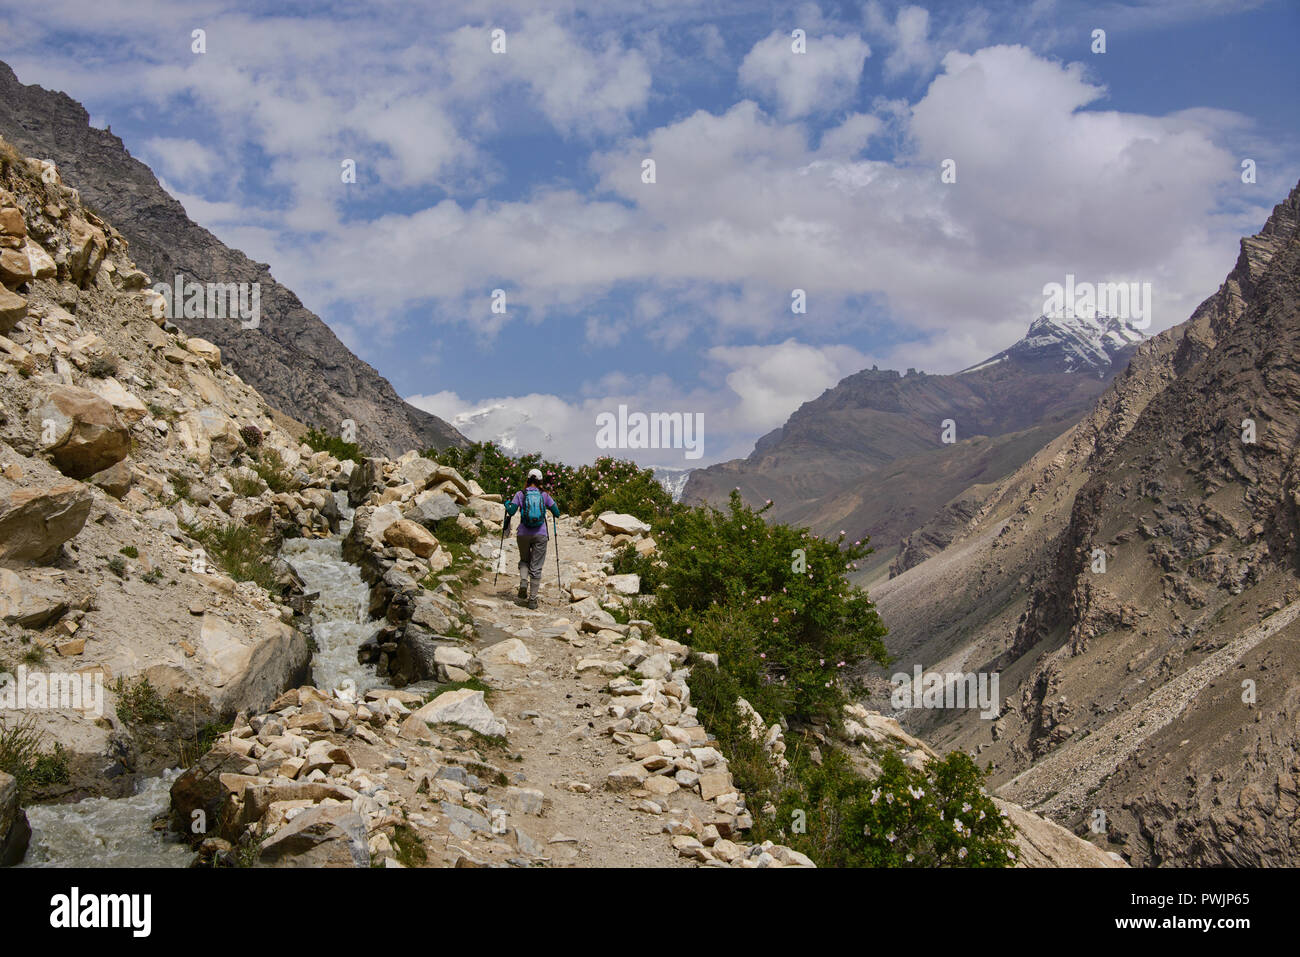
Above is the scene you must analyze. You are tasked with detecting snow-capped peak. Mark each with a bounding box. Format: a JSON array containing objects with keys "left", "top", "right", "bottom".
[{"left": 962, "top": 313, "right": 1146, "bottom": 378}]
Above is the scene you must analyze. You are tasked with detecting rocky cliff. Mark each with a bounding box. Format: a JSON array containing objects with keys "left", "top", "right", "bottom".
[{"left": 0, "top": 61, "right": 466, "bottom": 458}]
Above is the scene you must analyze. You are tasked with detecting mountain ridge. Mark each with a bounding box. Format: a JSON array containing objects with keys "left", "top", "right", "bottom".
[
  {"left": 0, "top": 60, "right": 466, "bottom": 458},
  {"left": 682, "top": 312, "right": 1145, "bottom": 571}
]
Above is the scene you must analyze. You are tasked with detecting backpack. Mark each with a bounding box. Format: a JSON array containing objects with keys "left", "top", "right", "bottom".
[{"left": 520, "top": 488, "right": 546, "bottom": 528}]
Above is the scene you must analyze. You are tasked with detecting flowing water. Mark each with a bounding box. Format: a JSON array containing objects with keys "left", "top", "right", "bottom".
[
  {"left": 279, "top": 492, "right": 385, "bottom": 699},
  {"left": 20, "top": 769, "right": 194, "bottom": 868},
  {"left": 19, "top": 491, "right": 381, "bottom": 866}
]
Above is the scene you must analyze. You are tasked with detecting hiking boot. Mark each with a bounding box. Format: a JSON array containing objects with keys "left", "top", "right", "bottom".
[
  {"left": 527, "top": 597, "right": 538, "bottom": 610},
  {"left": 517, "top": 585, "right": 527, "bottom": 601}
]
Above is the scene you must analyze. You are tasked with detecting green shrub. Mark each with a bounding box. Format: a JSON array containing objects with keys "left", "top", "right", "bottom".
[
  {"left": 114, "top": 676, "right": 170, "bottom": 724},
  {"left": 0, "top": 715, "right": 70, "bottom": 798},
  {"left": 625, "top": 491, "right": 1013, "bottom": 867},
  {"left": 767, "top": 748, "right": 1016, "bottom": 867},
  {"left": 230, "top": 473, "right": 264, "bottom": 498},
  {"left": 650, "top": 491, "right": 888, "bottom": 722},
  {"left": 118, "top": 545, "right": 139, "bottom": 559},
  {"left": 251, "top": 448, "right": 294, "bottom": 493},
  {"left": 303, "top": 427, "right": 362, "bottom": 464},
  {"left": 184, "top": 521, "right": 279, "bottom": 591},
  {"left": 169, "top": 474, "right": 193, "bottom": 504},
  {"left": 391, "top": 823, "right": 428, "bottom": 867}
]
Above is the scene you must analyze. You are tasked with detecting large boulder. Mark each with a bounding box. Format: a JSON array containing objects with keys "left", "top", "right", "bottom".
[
  {"left": 184, "top": 338, "right": 222, "bottom": 369},
  {"left": 84, "top": 377, "right": 148, "bottom": 425},
  {"left": 357, "top": 502, "right": 404, "bottom": 551},
  {"left": 168, "top": 746, "right": 258, "bottom": 842},
  {"left": 0, "top": 201, "right": 24, "bottom": 244},
  {"left": 144, "top": 616, "right": 310, "bottom": 718},
  {"left": 597, "top": 511, "right": 652, "bottom": 536},
  {"left": 0, "top": 287, "right": 25, "bottom": 335},
  {"left": 28, "top": 385, "right": 130, "bottom": 479},
  {"left": 393, "top": 455, "right": 439, "bottom": 488},
  {"left": 0, "top": 247, "right": 33, "bottom": 288},
  {"left": 468, "top": 496, "right": 505, "bottom": 525},
  {"left": 403, "top": 490, "right": 459, "bottom": 527},
  {"left": 0, "top": 483, "right": 93, "bottom": 565},
  {"left": 347, "top": 457, "right": 385, "bottom": 508},
  {"left": 257, "top": 803, "right": 370, "bottom": 868},
  {"left": 429, "top": 464, "right": 472, "bottom": 500},
  {"left": 177, "top": 407, "right": 244, "bottom": 468},
  {"left": 408, "top": 594, "right": 452, "bottom": 633},
  {"left": 0, "top": 567, "right": 69, "bottom": 627},
  {"left": 382, "top": 519, "right": 438, "bottom": 558},
  {"left": 0, "top": 771, "right": 31, "bottom": 867},
  {"left": 22, "top": 241, "right": 56, "bottom": 281},
  {"left": 569, "top": 595, "right": 617, "bottom": 628},
  {"left": 411, "top": 689, "right": 507, "bottom": 738},
  {"left": 607, "top": 573, "right": 641, "bottom": 595},
  {"left": 88, "top": 458, "right": 134, "bottom": 498},
  {"left": 66, "top": 215, "right": 107, "bottom": 287}
]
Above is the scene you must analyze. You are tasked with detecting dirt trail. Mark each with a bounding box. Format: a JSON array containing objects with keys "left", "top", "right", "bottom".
[{"left": 460, "top": 515, "right": 709, "bottom": 867}]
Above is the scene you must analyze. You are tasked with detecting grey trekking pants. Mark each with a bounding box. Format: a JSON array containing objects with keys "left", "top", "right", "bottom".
[{"left": 517, "top": 535, "right": 548, "bottom": 598}]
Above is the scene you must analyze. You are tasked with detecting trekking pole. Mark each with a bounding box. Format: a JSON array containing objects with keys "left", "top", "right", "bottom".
[
  {"left": 493, "top": 520, "right": 507, "bottom": 587},
  {"left": 551, "top": 514, "right": 562, "bottom": 594}
]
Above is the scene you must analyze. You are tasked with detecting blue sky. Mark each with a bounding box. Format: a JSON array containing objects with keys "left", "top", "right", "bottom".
[{"left": 2, "top": 0, "right": 1297, "bottom": 466}]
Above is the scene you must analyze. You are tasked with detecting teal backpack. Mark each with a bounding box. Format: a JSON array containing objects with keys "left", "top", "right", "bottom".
[{"left": 521, "top": 488, "right": 546, "bottom": 528}]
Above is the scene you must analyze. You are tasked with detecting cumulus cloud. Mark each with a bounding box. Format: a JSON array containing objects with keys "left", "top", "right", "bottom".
[
  {"left": 707, "top": 339, "right": 872, "bottom": 432},
  {"left": 864, "top": 3, "right": 940, "bottom": 79},
  {"left": 738, "top": 30, "right": 871, "bottom": 118}
]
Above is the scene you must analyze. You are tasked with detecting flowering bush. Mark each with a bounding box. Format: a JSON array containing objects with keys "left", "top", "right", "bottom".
[
  {"left": 648, "top": 491, "right": 887, "bottom": 721},
  {"left": 765, "top": 748, "right": 1016, "bottom": 867}
]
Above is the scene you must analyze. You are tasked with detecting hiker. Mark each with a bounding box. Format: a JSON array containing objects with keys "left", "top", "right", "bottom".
[{"left": 503, "top": 467, "right": 560, "bottom": 608}]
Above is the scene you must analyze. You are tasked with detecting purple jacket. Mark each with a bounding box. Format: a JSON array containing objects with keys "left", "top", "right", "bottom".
[{"left": 505, "top": 488, "right": 559, "bottom": 537}]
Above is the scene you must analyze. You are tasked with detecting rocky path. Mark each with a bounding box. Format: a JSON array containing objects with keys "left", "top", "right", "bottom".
[
  {"left": 458, "top": 517, "right": 702, "bottom": 866},
  {"left": 457, "top": 514, "right": 743, "bottom": 868}
]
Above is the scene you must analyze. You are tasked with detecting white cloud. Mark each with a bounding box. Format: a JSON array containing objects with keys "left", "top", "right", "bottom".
[
  {"left": 707, "top": 339, "right": 872, "bottom": 432},
  {"left": 140, "top": 137, "right": 223, "bottom": 183},
  {"left": 408, "top": 339, "right": 876, "bottom": 466},
  {"left": 738, "top": 30, "right": 871, "bottom": 118},
  {"left": 866, "top": 3, "right": 940, "bottom": 79}
]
